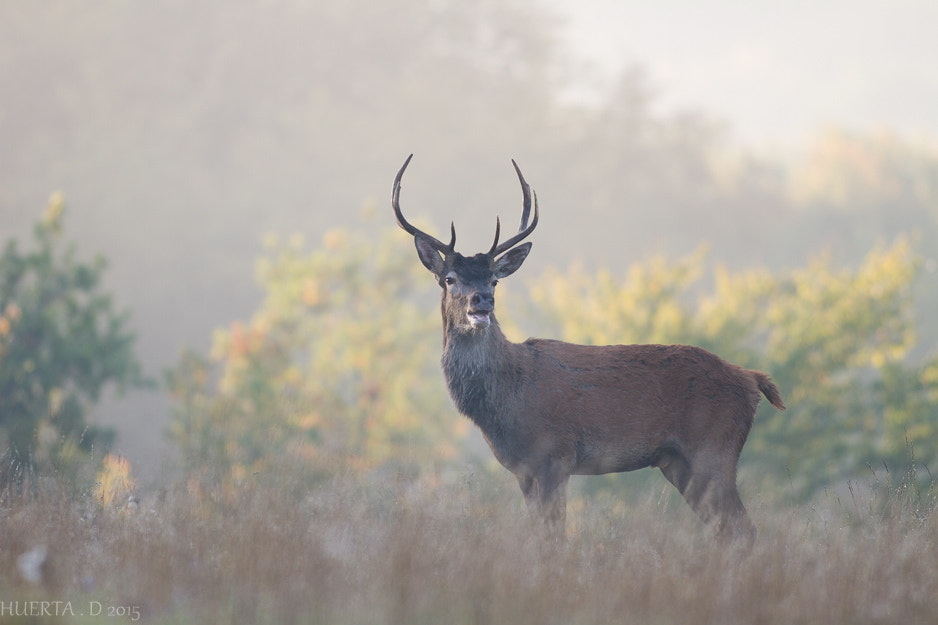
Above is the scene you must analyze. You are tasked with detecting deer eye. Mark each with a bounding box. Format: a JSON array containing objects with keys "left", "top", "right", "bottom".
[
  {"left": 444, "top": 276, "right": 456, "bottom": 286},
  {"left": 491, "top": 279, "right": 499, "bottom": 287}
]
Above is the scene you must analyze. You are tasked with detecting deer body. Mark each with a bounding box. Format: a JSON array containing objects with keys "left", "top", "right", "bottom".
[{"left": 392, "top": 155, "right": 785, "bottom": 543}]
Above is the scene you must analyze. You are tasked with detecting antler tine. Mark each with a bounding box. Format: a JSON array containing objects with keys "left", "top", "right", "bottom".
[
  {"left": 487, "top": 216, "right": 501, "bottom": 255},
  {"left": 391, "top": 154, "right": 455, "bottom": 253},
  {"left": 512, "top": 159, "right": 532, "bottom": 231},
  {"left": 490, "top": 160, "right": 539, "bottom": 257}
]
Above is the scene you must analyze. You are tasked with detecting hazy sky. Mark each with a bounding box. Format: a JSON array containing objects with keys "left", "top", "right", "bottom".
[{"left": 545, "top": 0, "right": 938, "bottom": 149}]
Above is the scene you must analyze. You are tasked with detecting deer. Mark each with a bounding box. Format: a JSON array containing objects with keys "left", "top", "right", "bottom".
[{"left": 391, "top": 154, "right": 786, "bottom": 544}]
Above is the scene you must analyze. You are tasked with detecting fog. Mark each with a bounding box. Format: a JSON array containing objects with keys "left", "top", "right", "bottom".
[
  {"left": 547, "top": 0, "right": 938, "bottom": 146},
  {"left": 2, "top": 0, "right": 936, "bottom": 479}
]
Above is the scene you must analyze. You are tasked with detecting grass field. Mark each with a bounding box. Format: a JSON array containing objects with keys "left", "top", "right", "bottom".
[{"left": 1, "top": 467, "right": 936, "bottom": 625}]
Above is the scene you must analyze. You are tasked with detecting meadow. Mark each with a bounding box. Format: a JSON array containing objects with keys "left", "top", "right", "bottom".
[{"left": 1, "top": 466, "right": 936, "bottom": 625}]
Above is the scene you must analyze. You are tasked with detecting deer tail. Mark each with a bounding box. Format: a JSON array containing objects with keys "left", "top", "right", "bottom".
[{"left": 752, "top": 371, "right": 786, "bottom": 411}]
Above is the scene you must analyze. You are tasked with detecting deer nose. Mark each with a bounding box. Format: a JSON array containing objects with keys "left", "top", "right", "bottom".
[{"left": 470, "top": 292, "right": 494, "bottom": 311}]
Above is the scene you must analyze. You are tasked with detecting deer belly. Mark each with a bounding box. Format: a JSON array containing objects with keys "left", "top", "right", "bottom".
[
  {"left": 571, "top": 438, "right": 657, "bottom": 475},
  {"left": 480, "top": 426, "right": 654, "bottom": 477},
  {"left": 477, "top": 423, "right": 579, "bottom": 476}
]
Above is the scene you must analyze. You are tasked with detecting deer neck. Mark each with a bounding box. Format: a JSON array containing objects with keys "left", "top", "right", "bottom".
[{"left": 440, "top": 314, "right": 519, "bottom": 426}]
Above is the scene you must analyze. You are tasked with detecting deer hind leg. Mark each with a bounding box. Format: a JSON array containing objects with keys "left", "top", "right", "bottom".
[
  {"left": 714, "top": 484, "right": 756, "bottom": 547},
  {"left": 656, "top": 449, "right": 755, "bottom": 547},
  {"left": 517, "top": 474, "right": 539, "bottom": 516},
  {"left": 688, "top": 474, "right": 755, "bottom": 547}
]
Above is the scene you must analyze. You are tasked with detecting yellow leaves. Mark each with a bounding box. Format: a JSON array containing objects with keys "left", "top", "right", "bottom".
[
  {"left": 229, "top": 321, "right": 252, "bottom": 359},
  {"left": 41, "top": 191, "right": 65, "bottom": 232},
  {"left": 212, "top": 319, "right": 271, "bottom": 363},
  {"left": 93, "top": 454, "right": 137, "bottom": 509},
  {"left": 282, "top": 365, "right": 304, "bottom": 386},
  {"left": 209, "top": 327, "right": 230, "bottom": 361},
  {"left": 302, "top": 278, "right": 322, "bottom": 307},
  {"left": 0, "top": 302, "right": 21, "bottom": 339},
  {"left": 323, "top": 228, "right": 348, "bottom": 251},
  {"left": 46, "top": 388, "right": 65, "bottom": 415},
  {"left": 528, "top": 247, "right": 706, "bottom": 347},
  {"left": 295, "top": 412, "right": 321, "bottom": 431},
  {"left": 211, "top": 319, "right": 273, "bottom": 394},
  {"left": 0, "top": 302, "right": 22, "bottom": 356},
  {"left": 701, "top": 267, "right": 746, "bottom": 338},
  {"left": 0, "top": 303, "right": 23, "bottom": 360}
]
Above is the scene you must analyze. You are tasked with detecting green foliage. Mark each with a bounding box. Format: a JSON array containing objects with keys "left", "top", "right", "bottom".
[
  {"left": 526, "top": 237, "right": 938, "bottom": 501},
  {"left": 521, "top": 247, "right": 707, "bottom": 347},
  {"left": 167, "top": 225, "right": 461, "bottom": 488},
  {"left": 0, "top": 195, "right": 149, "bottom": 484}
]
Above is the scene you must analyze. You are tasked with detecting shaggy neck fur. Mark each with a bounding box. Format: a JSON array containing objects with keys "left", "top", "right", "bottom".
[{"left": 440, "top": 312, "right": 521, "bottom": 433}]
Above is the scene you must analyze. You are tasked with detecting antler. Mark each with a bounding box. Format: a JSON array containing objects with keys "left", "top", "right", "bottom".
[
  {"left": 488, "top": 159, "right": 539, "bottom": 257},
  {"left": 392, "top": 154, "right": 456, "bottom": 254}
]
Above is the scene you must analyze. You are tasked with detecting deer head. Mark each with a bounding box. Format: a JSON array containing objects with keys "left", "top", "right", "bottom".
[{"left": 392, "top": 154, "right": 539, "bottom": 333}]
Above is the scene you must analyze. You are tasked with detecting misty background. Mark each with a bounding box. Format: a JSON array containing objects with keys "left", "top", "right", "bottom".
[{"left": 2, "top": 0, "right": 937, "bottom": 480}]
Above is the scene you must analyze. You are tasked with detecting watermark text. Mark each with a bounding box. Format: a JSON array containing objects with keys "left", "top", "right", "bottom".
[{"left": 0, "top": 600, "right": 141, "bottom": 621}]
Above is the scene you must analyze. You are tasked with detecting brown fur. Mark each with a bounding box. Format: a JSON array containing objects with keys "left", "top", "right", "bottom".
[{"left": 393, "top": 156, "right": 786, "bottom": 544}]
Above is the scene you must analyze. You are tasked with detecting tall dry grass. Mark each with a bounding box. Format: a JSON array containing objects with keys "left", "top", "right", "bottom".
[{"left": 1, "top": 467, "right": 936, "bottom": 625}]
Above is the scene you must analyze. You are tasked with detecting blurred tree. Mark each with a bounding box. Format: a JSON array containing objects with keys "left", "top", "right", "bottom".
[
  {"left": 0, "top": 194, "right": 149, "bottom": 485},
  {"left": 702, "top": 238, "right": 934, "bottom": 498},
  {"left": 779, "top": 130, "right": 938, "bottom": 271},
  {"left": 789, "top": 129, "right": 938, "bottom": 212},
  {"left": 166, "top": 223, "right": 461, "bottom": 489},
  {"left": 520, "top": 246, "right": 707, "bottom": 347}
]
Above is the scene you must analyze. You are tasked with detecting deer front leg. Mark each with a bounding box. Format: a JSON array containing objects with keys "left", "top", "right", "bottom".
[{"left": 517, "top": 462, "right": 570, "bottom": 538}]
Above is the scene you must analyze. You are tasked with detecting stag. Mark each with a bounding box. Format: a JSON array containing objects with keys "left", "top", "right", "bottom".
[{"left": 392, "top": 154, "right": 785, "bottom": 543}]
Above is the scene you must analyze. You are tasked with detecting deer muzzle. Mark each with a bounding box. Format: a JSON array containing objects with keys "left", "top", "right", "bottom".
[
  {"left": 467, "top": 294, "right": 494, "bottom": 328},
  {"left": 467, "top": 309, "right": 492, "bottom": 328}
]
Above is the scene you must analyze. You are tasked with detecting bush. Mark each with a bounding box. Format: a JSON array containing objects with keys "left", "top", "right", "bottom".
[
  {"left": 166, "top": 226, "right": 462, "bottom": 489},
  {"left": 0, "top": 194, "right": 149, "bottom": 486}
]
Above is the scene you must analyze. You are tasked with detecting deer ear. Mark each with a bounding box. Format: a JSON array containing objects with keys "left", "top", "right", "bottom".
[
  {"left": 414, "top": 234, "right": 446, "bottom": 277},
  {"left": 494, "top": 242, "right": 532, "bottom": 278}
]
